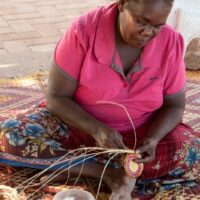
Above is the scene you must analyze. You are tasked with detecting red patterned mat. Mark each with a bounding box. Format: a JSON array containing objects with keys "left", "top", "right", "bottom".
[
  {"left": 0, "top": 165, "right": 111, "bottom": 200},
  {"left": 0, "top": 71, "right": 200, "bottom": 200},
  {"left": 0, "top": 71, "right": 200, "bottom": 131},
  {"left": 0, "top": 72, "right": 47, "bottom": 122},
  {"left": 1, "top": 165, "right": 200, "bottom": 200},
  {"left": 184, "top": 79, "right": 200, "bottom": 132}
]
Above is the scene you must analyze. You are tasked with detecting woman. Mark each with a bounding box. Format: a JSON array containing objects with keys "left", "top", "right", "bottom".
[{"left": 0, "top": 0, "right": 200, "bottom": 199}]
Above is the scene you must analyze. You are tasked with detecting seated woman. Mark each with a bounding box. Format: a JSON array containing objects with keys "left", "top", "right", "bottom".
[{"left": 0, "top": 0, "right": 200, "bottom": 199}]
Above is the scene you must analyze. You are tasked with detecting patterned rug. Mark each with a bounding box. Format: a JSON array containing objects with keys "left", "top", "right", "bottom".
[
  {"left": 1, "top": 70, "right": 200, "bottom": 131},
  {"left": 184, "top": 70, "right": 200, "bottom": 132},
  {"left": 0, "top": 71, "right": 47, "bottom": 122},
  {"left": 0, "top": 70, "right": 200, "bottom": 200}
]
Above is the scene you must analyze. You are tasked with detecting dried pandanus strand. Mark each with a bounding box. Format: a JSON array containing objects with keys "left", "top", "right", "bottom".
[{"left": 123, "top": 153, "right": 144, "bottom": 178}]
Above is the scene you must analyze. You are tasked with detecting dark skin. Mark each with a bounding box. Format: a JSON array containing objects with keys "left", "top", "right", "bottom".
[
  {"left": 47, "top": 0, "right": 185, "bottom": 199},
  {"left": 47, "top": 64, "right": 126, "bottom": 149}
]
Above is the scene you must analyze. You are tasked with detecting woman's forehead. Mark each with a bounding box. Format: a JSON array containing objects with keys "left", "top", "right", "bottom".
[
  {"left": 127, "top": 0, "right": 171, "bottom": 13},
  {"left": 126, "top": 0, "right": 171, "bottom": 22}
]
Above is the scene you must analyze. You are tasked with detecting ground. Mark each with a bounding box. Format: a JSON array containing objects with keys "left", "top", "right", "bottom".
[{"left": 0, "top": 0, "right": 112, "bottom": 77}]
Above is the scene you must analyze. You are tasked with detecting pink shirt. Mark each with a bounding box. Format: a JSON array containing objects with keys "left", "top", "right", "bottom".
[{"left": 54, "top": 3, "right": 186, "bottom": 132}]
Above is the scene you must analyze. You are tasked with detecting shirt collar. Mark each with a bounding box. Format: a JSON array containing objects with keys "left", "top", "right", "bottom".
[
  {"left": 94, "top": 2, "right": 164, "bottom": 69},
  {"left": 94, "top": 3, "right": 118, "bottom": 65}
]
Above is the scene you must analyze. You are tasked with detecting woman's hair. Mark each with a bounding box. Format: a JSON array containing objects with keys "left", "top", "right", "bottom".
[
  {"left": 164, "top": 0, "right": 174, "bottom": 6},
  {"left": 130, "top": 0, "right": 174, "bottom": 6}
]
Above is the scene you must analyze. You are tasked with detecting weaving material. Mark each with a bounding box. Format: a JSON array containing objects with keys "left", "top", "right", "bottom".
[{"left": 124, "top": 154, "right": 144, "bottom": 178}]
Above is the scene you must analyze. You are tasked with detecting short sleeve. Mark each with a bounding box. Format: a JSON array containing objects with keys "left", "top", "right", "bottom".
[
  {"left": 164, "top": 33, "right": 186, "bottom": 98},
  {"left": 54, "top": 21, "right": 86, "bottom": 82}
]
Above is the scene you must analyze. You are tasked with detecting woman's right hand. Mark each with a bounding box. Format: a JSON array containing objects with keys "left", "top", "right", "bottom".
[{"left": 92, "top": 125, "right": 126, "bottom": 149}]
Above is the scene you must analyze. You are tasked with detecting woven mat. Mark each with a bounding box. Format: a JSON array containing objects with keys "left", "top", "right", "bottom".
[
  {"left": 184, "top": 70, "right": 200, "bottom": 132},
  {"left": 1, "top": 70, "right": 200, "bottom": 131},
  {"left": 0, "top": 70, "right": 200, "bottom": 200},
  {"left": 0, "top": 71, "right": 47, "bottom": 121}
]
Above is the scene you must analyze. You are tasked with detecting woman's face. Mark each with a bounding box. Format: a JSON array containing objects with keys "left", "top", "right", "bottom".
[{"left": 117, "top": 0, "right": 172, "bottom": 48}]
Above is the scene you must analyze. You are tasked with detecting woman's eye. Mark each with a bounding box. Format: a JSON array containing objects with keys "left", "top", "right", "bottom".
[
  {"left": 136, "top": 18, "right": 142, "bottom": 24},
  {"left": 155, "top": 25, "right": 161, "bottom": 28},
  {"left": 135, "top": 18, "right": 144, "bottom": 27},
  {"left": 154, "top": 24, "right": 165, "bottom": 29}
]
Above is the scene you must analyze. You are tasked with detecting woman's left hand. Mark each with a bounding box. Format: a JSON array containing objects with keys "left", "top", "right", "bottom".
[{"left": 136, "top": 137, "right": 159, "bottom": 163}]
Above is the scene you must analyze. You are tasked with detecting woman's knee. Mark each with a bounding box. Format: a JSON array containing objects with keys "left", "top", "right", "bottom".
[{"left": 0, "top": 108, "right": 70, "bottom": 156}]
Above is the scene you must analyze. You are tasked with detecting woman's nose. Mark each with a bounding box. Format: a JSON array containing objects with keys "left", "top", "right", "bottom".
[{"left": 140, "top": 26, "right": 154, "bottom": 37}]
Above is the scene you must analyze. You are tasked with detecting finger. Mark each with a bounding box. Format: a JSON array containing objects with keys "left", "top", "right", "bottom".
[
  {"left": 119, "top": 195, "right": 132, "bottom": 200},
  {"left": 108, "top": 141, "right": 119, "bottom": 149},
  {"left": 109, "top": 192, "right": 120, "bottom": 200},
  {"left": 96, "top": 141, "right": 107, "bottom": 148},
  {"left": 95, "top": 138, "right": 117, "bottom": 149},
  {"left": 114, "top": 138, "right": 126, "bottom": 149},
  {"left": 137, "top": 155, "right": 154, "bottom": 163},
  {"left": 115, "top": 133, "right": 126, "bottom": 149},
  {"left": 117, "top": 192, "right": 131, "bottom": 200},
  {"left": 135, "top": 144, "right": 149, "bottom": 154},
  {"left": 93, "top": 134, "right": 106, "bottom": 147},
  {"left": 96, "top": 142, "right": 109, "bottom": 150}
]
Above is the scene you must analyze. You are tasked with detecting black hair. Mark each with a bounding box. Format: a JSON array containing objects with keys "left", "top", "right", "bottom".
[
  {"left": 163, "top": 0, "right": 174, "bottom": 6},
  {"left": 130, "top": 0, "right": 174, "bottom": 6},
  {"left": 125, "top": 0, "right": 174, "bottom": 12}
]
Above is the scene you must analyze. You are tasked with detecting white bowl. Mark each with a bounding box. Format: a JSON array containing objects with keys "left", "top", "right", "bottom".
[{"left": 53, "top": 189, "right": 95, "bottom": 200}]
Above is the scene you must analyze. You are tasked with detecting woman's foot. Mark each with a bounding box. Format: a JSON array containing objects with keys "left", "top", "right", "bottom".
[
  {"left": 103, "top": 168, "right": 136, "bottom": 200},
  {"left": 39, "top": 163, "right": 136, "bottom": 200}
]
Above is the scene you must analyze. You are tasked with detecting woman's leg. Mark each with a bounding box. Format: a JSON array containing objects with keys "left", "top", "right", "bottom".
[
  {"left": 0, "top": 105, "right": 96, "bottom": 168},
  {"left": 0, "top": 104, "right": 138, "bottom": 199},
  {"left": 138, "top": 123, "right": 200, "bottom": 180}
]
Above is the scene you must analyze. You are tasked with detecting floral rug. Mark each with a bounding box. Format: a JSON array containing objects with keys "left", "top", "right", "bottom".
[{"left": 0, "top": 70, "right": 200, "bottom": 200}]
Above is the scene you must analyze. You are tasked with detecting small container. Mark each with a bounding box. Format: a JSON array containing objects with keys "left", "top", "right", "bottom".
[{"left": 53, "top": 189, "right": 95, "bottom": 200}]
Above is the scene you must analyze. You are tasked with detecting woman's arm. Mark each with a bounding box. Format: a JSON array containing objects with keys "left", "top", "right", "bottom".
[
  {"left": 136, "top": 91, "right": 186, "bottom": 162},
  {"left": 147, "top": 91, "right": 186, "bottom": 141},
  {"left": 47, "top": 62, "right": 126, "bottom": 149}
]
